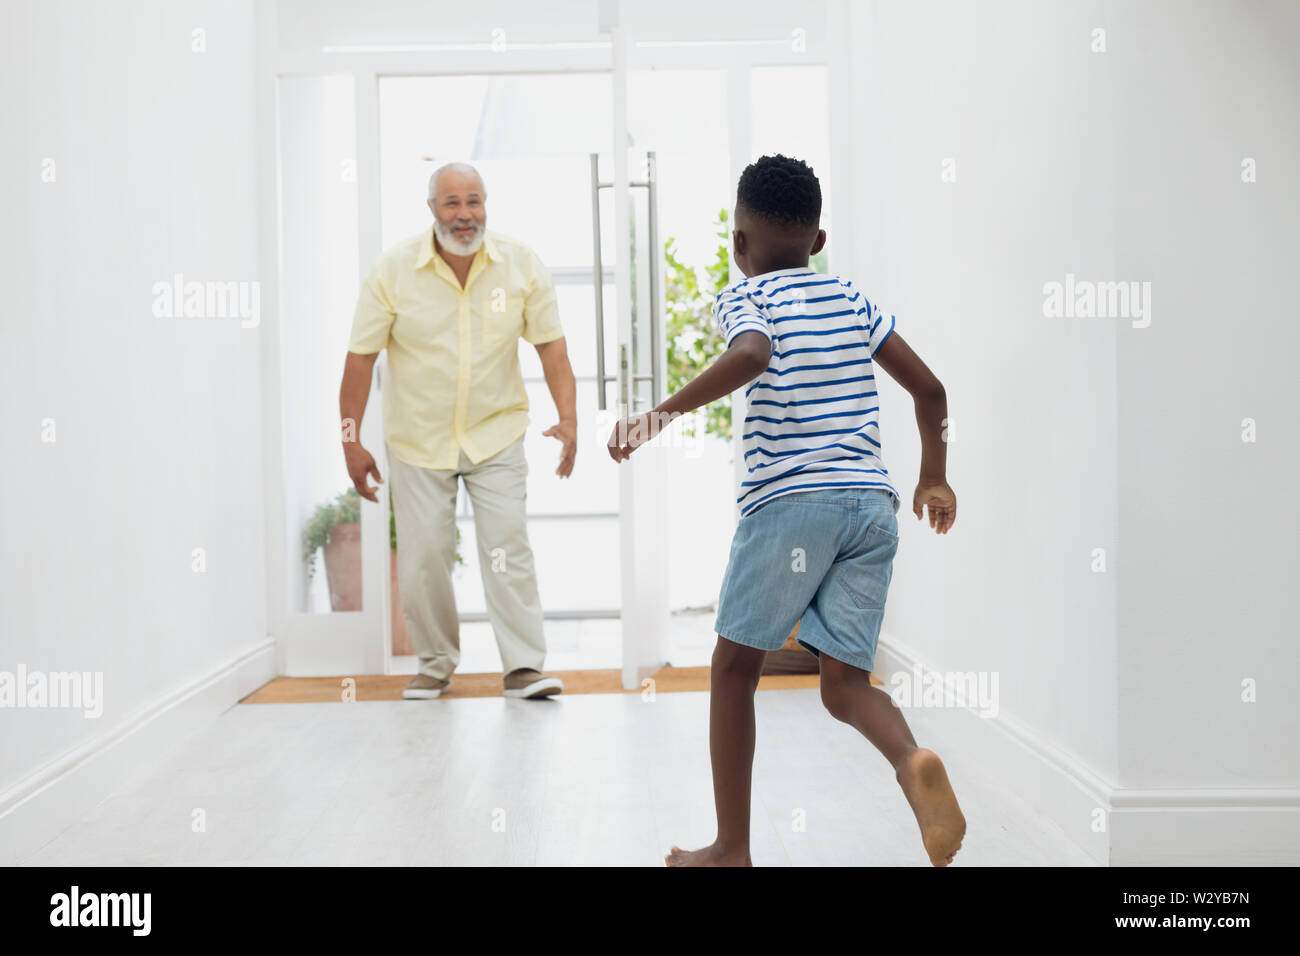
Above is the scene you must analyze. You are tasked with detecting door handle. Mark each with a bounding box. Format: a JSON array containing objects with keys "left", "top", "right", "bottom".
[
  {"left": 590, "top": 153, "right": 615, "bottom": 411},
  {"left": 591, "top": 150, "right": 662, "bottom": 412},
  {"left": 644, "top": 151, "right": 662, "bottom": 407}
]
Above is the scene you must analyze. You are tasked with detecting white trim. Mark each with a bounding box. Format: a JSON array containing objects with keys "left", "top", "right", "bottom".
[
  {"left": 873, "top": 634, "right": 1300, "bottom": 866},
  {"left": 0, "top": 641, "right": 275, "bottom": 866},
  {"left": 278, "top": 611, "right": 390, "bottom": 677},
  {"left": 825, "top": 0, "right": 855, "bottom": 274},
  {"left": 271, "top": 44, "right": 821, "bottom": 79},
  {"left": 1109, "top": 803, "right": 1300, "bottom": 866},
  {"left": 726, "top": 63, "right": 751, "bottom": 522},
  {"left": 275, "top": 49, "right": 614, "bottom": 77},
  {"left": 354, "top": 68, "right": 391, "bottom": 676},
  {"left": 1111, "top": 788, "right": 1300, "bottom": 809},
  {"left": 257, "top": 0, "right": 288, "bottom": 678}
]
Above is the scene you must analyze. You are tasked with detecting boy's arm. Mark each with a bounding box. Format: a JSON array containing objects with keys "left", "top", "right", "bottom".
[
  {"left": 871, "top": 332, "right": 956, "bottom": 533},
  {"left": 658, "top": 331, "right": 770, "bottom": 417},
  {"left": 606, "top": 331, "right": 769, "bottom": 460}
]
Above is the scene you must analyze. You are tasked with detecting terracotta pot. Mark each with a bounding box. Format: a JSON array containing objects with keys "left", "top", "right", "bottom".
[
  {"left": 390, "top": 549, "right": 414, "bottom": 656},
  {"left": 321, "top": 521, "right": 362, "bottom": 612}
]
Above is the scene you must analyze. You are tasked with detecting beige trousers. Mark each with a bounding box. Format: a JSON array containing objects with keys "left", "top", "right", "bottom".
[{"left": 387, "top": 434, "right": 547, "bottom": 679}]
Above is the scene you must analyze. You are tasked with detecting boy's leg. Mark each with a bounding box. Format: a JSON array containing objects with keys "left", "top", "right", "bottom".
[
  {"left": 665, "top": 636, "right": 765, "bottom": 867},
  {"left": 818, "top": 652, "right": 917, "bottom": 767},
  {"left": 818, "top": 653, "right": 966, "bottom": 866}
]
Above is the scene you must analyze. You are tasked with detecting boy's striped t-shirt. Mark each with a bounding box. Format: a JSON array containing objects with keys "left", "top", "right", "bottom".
[{"left": 713, "top": 267, "right": 900, "bottom": 517}]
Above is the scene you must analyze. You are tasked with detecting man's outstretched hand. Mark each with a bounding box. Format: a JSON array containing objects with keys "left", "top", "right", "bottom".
[{"left": 543, "top": 418, "right": 578, "bottom": 477}]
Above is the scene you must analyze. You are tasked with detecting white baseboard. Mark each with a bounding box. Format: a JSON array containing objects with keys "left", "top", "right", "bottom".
[
  {"left": 874, "top": 634, "right": 1300, "bottom": 866},
  {"left": 1109, "top": 790, "right": 1300, "bottom": 866},
  {"left": 0, "top": 639, "right": 275, "bottom": 865},
  {"left": 874, "top": 634, "right": 1112, "bottom": 864}
]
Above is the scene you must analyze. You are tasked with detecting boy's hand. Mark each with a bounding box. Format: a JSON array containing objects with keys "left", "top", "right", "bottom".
[
  {"left": 913, "top": 479, "right": 956, "bottom": 534},
  {"left": 606, "top": 412, "right": 664, "bottom": 462}
]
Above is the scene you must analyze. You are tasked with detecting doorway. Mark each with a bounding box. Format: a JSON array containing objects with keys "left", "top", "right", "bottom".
[{"left": 269, "top": 11, "right": 840, "bottom": 687}]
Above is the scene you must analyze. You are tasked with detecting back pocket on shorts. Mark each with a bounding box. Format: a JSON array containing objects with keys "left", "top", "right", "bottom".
[{"left": 835, "top": 523, "right": 899, "bottom": 610}]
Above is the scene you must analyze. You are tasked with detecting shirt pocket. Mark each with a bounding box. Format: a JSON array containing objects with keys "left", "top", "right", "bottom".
[{"left": 480, "top": 290, "right": 525, "bottom": 349}]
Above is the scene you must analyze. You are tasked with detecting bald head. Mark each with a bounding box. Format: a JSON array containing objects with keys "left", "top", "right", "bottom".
[{"left": 428, "top": 162, "right": 485, "bottom": 201}]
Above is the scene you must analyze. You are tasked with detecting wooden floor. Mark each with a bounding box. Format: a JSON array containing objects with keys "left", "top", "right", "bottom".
[
  {"left": 19, "top": 688, "right": 1097, "bottom": 866},
  {"left": 239, "top": 666, "right": 882, "bottom": 704}
]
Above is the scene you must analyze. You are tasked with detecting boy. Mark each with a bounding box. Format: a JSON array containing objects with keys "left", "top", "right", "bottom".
[{"left": 606, "top": 154, "right": 965, "bottom": 867}]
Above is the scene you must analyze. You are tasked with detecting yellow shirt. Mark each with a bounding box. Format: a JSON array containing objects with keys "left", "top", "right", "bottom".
[{"left": 348, "top": 228, "right": 564, "bottom": 470}]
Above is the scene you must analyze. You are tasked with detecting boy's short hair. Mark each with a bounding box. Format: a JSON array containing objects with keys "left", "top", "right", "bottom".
[{"left": 736, "top": 154, "right": 822, "bottom": 227}]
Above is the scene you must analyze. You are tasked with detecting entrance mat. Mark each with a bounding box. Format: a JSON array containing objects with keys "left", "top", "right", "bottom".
[{"left": 240, "top": 666, "right": 882, "bottom": 704}]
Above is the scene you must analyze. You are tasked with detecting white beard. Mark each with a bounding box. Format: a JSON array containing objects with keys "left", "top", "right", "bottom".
[{"left": 433, "top": 218, "right": 485, "bottom": 256}]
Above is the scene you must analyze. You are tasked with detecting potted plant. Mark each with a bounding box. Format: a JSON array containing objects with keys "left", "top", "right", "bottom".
[
  {"left": 303, "top": 487, "right": 464, "bottom": 649},
  {"left": 303, "top": 488, "right": 363, "bottom": 611}
]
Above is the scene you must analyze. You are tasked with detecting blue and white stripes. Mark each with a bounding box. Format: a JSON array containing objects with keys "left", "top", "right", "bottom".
[{"left": 714, "top": 268, "right": 899, "bottom": 517}]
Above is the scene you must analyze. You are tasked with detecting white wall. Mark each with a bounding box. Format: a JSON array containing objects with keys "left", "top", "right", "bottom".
[
  {"left": 850, "top": 0, "right": 1121, "bottom": 781},
  {"left": 1110, "top": 1, "right": 1300, "bottom": 793},
  {"left": 849, "top": 0, "right": 1299, "bottom": 862},
  {"left": 0, "top": 0, "right": 268, "bottom": 852}
]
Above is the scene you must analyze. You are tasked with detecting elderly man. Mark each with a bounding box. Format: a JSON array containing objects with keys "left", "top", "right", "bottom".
[{"left": 340, "top": 162, "right": 578, "bottom": 700}]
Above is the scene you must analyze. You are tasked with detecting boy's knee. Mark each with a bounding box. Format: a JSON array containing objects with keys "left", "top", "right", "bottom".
[
  {"left": 712, "top": 636, "right": 765, "bottom": 682},
  {"left": 819, "top": 678, "right": 852, "bottom": 722}
]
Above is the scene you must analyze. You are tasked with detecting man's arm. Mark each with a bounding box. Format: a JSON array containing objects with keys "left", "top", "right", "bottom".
[
  {"left": 340, "top": 350, "right": 383, "bottom": 501},
  {"left": 871, "top": 332, "right": 955, "bottom": 533},
  {"left": 607, "top": 331, "right": 769, "bottom": 460},
  {"left": 534, "top": 337, "right": 578, "bottom": 477}
]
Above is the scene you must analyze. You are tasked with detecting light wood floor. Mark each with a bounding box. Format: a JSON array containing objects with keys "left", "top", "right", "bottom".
[{"left": 20, "top": 687, "right": 1097, "bottom": 867}]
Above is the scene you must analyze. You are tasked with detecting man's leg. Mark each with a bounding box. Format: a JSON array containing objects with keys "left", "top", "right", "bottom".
[
  {"left": 459, "top": 436, "right": 548, "bottom": 677},
  {"left": 665, "top": 636, "right": 765, "bottom": 867},
  {"left": 388, "top": 449, "right": 461, "bottom": 681}
]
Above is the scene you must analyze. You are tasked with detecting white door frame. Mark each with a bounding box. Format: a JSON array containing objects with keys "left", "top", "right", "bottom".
[{"left": 257, "top": 2, "right": 843, "bottom": 679}]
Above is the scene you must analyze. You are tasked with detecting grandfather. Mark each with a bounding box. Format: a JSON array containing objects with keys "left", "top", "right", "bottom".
[{"left": 340, "top": 162, "right": 578, "bottom": 701}]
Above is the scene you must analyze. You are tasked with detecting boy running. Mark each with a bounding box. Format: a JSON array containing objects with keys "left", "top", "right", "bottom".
[{"left": 606, "top": 154, "right": 965, "bottom": 867}]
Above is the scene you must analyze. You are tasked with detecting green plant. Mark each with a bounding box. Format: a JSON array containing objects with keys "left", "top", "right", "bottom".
[
  {"left": 305, "top": 486, "right": 465, "bottom": 582},
  {"left": 303, "top": 488, "right": 360, "bottom": 581},
  {"left": 305, "top": 487, "right": 465, "bottom": 582},
  {"left": 664, "top": 209, "right": 734, "bottom": 440}
]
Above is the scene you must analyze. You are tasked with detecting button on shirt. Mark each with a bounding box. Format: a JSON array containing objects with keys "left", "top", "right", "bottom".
[
  {"left": 348, "top": 228, "right": 564, "bottom": 470},
  {"left": 714, "top": 268, "right": 900, "bottom": 517}
]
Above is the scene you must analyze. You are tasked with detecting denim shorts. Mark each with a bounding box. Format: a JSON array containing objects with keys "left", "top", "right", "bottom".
[{"left": 713, "top": 486, "right": 901, "bottom": 672}]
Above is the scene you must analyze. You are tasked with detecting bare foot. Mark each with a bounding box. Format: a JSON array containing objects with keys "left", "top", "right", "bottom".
[
  {"left": 897, "top": 748, "right": 966, "bottom": 866},
  {"left": 664, "top": 842, "right": 752, "bottom": 867}
]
